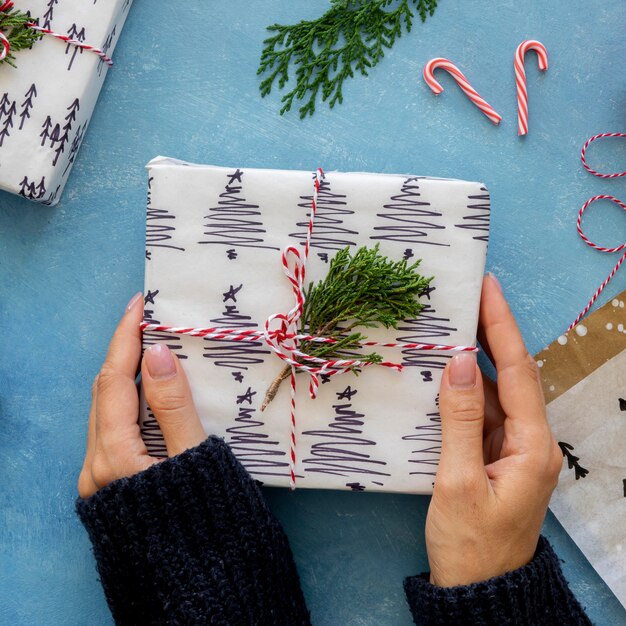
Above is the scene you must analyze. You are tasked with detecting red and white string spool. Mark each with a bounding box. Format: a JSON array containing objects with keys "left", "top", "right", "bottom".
[
  {"left": 514, "top": 40, "right": 548, "bottom": 136},
  {"left": 141, "top": 169, "right": 478, "bottom": 489},
  {"left": 568, "top": 194, "right": 626, "bottom": 331},
  {"left": 423, "top": 57, "right": 502, "bottom": 125},
  {"left": 581, "top": 133, "right": 626, "bottom": 179},
  {"left": 0, "top": 1, "right": 113, "bottom": 66}
]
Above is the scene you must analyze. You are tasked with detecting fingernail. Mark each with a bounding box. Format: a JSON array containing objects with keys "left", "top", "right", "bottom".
[
  {"left": 145, "top": 344, "right": 176, "bottom": 380},
  {"left": 126, "top": 292, "right": 143, "bottom": 312},
  {"left": 487, "top": 272, "right": 502, "bottom": 293},
  {"left": 449, "top": 353, "right": 477, "bottom": 389}
]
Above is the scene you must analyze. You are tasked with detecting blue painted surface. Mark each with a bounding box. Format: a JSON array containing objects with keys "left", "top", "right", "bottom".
[{"left": 1, "top": 1, "right": 625, "bottom": 624}]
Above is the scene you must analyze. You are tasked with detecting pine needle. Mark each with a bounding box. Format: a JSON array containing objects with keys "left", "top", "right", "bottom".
[
  {"left": 261, "top": 244, "right": 433, "bottom": 409},
  {"left": 0, "top": 7, "right": 41, "bottom": 67},
  {"left": 257, "top": 0, "right": 438, "bottom": 118}
]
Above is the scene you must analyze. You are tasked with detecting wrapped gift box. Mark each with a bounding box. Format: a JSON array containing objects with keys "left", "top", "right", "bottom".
[
  {"left": 140, "top": 157, "right": 490, "bottom": 494},
  {"left": 0, "top": 0, "right": 133, "bottom": 205}
]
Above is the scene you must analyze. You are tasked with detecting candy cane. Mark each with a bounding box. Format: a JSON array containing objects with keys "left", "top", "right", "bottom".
[
  {"left": 581, "top": 133, "right": 626, "bottom": 179},
  {"left": 423, "top": 58, "right": 502, "bottom": 125},
  {"left": 515, "top": 40, "right": 548, "bottom": 136}
]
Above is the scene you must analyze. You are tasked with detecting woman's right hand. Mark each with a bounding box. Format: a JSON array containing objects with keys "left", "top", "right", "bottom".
[{"left": 425, "top": 273, "right": 563, "bottom": 587}]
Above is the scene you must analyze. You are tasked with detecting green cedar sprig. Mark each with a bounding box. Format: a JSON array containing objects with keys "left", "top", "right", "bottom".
[
  {"left": 258, "top": 0, "right": 438, "bottom": 119},
  {"left": 261, "top": 244, "right": 432, "bottom": 409},
  {"left": 0, "top": 6, "right": 41, "bottom": 67}
]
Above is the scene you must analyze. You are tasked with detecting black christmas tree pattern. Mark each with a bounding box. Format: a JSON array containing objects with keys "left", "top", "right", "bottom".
[
  {"left": 395, "top": 287, "right": 457, "bottom": 380},
  {"left": 65, "top": 24, "right": 86, "bottom": 71},
  {"left": 454, "top": 187, "right": 491, "bottom": 242},
  {"left": 42, "top": 0, "right": 57, "bottom": 29},
  {"left": 141, "top": 401, "right": 167, "bottom": 459},
  {"left": 142, "top": 289, "right": 188, "bottom": 360},
  {"left": 62, "top": 123, "right": 85, "bottom": 175},
  {"left": 141, "top": 289, "right": 189, "bottom": 459},
  {"left": 0, "top": 92, "right": 17, "bottom": 147},
  {"left": 40, "top": 183, "right": 60, "bottom": 206},
  {"left": 289, "top": 175, "right": 357, "bottom": 254},
  {"left": 97, "top": 24, "right": 116, "bottom": 76},
  {"left": 225, "top": 384, "right": 291, "bottom": 478},
  {"left": 145, "top": 176, "right": 185, "bottom": 257},
  {"left": 370, "top": 177, "right": 449, "bottom": 247},
  {"left": 301, "top": 385, "right": 390, "bottom": 484},
  {"left": 19, "top": 84, "right": 37, "bottom": 131},
  {"left": 558, "top": 441, "right": 589, "bottom": 480},
  {"left": 203, "top": 283, "right": 270, "bottom": 370},
  {"left": 39, "top": 97, "right": 81, "bottom": 167},
  {"left": 18, "top": 175, "right": 46, "bottom": 200},
  {"left": 403, "top": 405, "right": 442, "bottom": 477},
  {"left": 198, "top": 169, "right": 279, "bottom": 252},
  {"left": 0, "top": 1, "right": 131, "bottom": 204},
  {"left": 18, "top": 174, "right": 59, "bottom": 205}
]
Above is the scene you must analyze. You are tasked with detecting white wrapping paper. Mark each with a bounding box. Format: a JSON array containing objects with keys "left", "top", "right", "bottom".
[
  {"left": 0, "top": 0, "right": 133, "bottom": 205},
  {"left": 535, "top": 293, "right": 626, "bottom": 606},
  {"left": 140, "top": 157, "right": 490, "bottom": 494}
]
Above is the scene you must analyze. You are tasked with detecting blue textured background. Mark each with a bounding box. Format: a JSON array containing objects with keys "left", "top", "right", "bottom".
[{"left": 1, "top": 1, "right": 625, "bottom": 624}]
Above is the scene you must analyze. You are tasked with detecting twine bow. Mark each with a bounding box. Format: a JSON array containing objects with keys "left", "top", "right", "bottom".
[{"left": 141, "top": 168, "right": 478, "bottom": 489}]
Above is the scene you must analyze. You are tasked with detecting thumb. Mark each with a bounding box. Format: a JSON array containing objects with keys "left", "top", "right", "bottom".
[
  {"left": 438, "top": 353, "right": 486, "bottom": 478},
  {"left": 142, "top": 344, "right": 207, "bottom": 457}
]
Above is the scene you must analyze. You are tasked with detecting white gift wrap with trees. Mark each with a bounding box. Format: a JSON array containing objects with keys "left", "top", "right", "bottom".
[
  {"left": 0, "top": 0, "right": 132, "bottom": 205},
  {"left": 139, "top": 158, "right": 490, "bottom": 494}
]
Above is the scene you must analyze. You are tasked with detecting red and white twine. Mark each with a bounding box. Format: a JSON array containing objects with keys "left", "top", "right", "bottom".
[
  {"left": 514, "top": 40, "right": 548, "bottom": 136},
  {"left": 0, "top": 1, "right": 113, "bottom": 66},
  {"left": 568, "top": 196, "right": 626, "bottom": 331},
  {"left": 581, "top": 133, "right": 626, "bottom": 179},
  {"left": 423, "top": 58, "right": 502, "bottom": 125},
  {"left": 569, "top": 132, "right": 625, "bottom": 330},
  {"left": 141, "top": 169, "right": 478, "bottom": 489}
]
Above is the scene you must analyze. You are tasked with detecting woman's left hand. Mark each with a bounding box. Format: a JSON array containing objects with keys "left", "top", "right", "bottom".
[{"left": 78, "top": 292, "right": 207, "bottom": 499}]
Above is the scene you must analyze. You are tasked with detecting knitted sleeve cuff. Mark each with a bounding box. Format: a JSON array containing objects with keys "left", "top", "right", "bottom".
[
  {"left": 76, "top": 436, "right": 310, "bottom": 626},
  {"left": 403, "top": 536, "right": 591, "bottom": 626}
]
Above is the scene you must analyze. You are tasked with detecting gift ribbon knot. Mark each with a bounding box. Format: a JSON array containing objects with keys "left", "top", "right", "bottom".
[
  {"left": 141, "top": 168, "right": 478, "bottom": 489},
  {"left": 0, "top": 1, "right": 113, "bottom": 66}
]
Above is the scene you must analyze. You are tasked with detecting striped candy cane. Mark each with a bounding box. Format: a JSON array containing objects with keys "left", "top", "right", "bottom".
[
  {"left": 581, "top": 133, "right": 626, "bottom": 179},
  {"left": 423, "top": 58, "right": 502, "bottom": 125},
  {"left": 141, "top": 169, "right": 479, "bottom": 488},
  {"left": 568, "top": 194, "right": 626, "bottom": 330},
  {"left": 515, "top": 40, "right": 548, "bottom": 136}
]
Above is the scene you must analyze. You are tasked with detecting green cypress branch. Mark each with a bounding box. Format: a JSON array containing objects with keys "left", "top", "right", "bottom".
[
  {"left": 0, "top": 7, "right": 41, "bottom": 67},
  {"left": 261, "top": 244, "right": 433, "bottom": 410},
  {"left": 258, "top": 0, "right": 438, "bottom": 118}
]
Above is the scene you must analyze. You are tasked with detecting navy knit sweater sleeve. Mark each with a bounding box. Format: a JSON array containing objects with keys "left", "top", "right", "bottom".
[
  {"left": 76, "top": 436, "right": 311, "bottom": 626},
  {"left": 404, "top": 537, "right": 592, "bottom": 625},
  {"left": 78, "top": 437, "right": 590, "bottom": 626}
]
